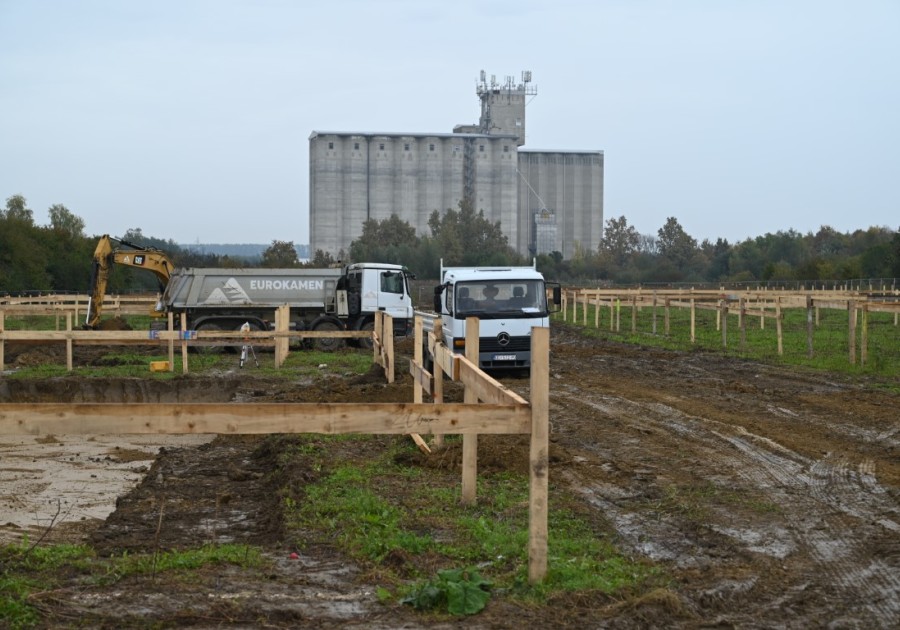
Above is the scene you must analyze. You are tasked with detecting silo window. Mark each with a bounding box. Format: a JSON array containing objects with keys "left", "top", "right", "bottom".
[
  {"left": 354, "top": 142, "right": 360, "bottom": 150},
  {"left": 379, "top": 143, "right": 385, "bottom": 151},
  {"left": 503, "top": 145, "right": 509, "bottom": 153},
  {"left": 328, "top": 142, "right": 334, "bottom": 149},
  {"left": 479, "top": 145, "right": 484, "bottom": 152},
  {"left": 404, "top": 143, "right": 410, "bottom": 151},
  {"left": 429, "top": 144, "right": 435, "bottom": 151}
]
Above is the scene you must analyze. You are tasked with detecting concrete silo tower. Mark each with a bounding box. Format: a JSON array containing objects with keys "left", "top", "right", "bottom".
[{"left": 476, "top": 70, "right": 536, "bottom": 147}]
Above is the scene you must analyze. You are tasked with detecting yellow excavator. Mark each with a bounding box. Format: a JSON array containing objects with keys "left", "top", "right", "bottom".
[{"left": 85, "top": 234, "right": 175, "bottom": 329}]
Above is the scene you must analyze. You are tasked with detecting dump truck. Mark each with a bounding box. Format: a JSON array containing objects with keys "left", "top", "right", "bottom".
[
  {"left": 426, "top": 260, "right": 560, "bottom": 370},
  {"left": 161, "top": 263, "right": 414, "bottom": 350}
]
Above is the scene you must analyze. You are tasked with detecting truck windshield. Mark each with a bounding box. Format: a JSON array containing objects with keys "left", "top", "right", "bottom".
[{"left": 455, "top": 280, "right": 546, "bottom": 316}]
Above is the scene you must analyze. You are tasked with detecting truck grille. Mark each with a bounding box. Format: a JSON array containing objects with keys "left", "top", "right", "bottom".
[{"left": 480, "top": 336, "right": 531, "bottom": 353}]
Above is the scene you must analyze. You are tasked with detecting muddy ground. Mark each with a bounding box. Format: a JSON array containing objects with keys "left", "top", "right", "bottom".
[{"left": 1, "top": 324, "right": 898, "bottom": 628}]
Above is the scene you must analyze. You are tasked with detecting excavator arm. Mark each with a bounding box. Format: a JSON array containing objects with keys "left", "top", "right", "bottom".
[{"left": 85, "top": 235, "right": 175, "bottom": 328}]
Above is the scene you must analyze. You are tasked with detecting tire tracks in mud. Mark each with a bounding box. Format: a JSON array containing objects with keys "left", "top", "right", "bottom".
[{"left": 543, "top": 334, "right": 900, "bottom": 628}]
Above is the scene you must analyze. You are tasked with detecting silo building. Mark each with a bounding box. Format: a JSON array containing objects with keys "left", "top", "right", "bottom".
[{"left": 309, "top": 71, "right": 603, "bottom": 260}]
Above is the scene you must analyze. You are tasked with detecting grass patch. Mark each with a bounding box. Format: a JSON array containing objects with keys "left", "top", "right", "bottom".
[
  {"left": 0, "top": 541, "right": 264, "bottom": 628},
  {"left": 281, "top": 436, "right": 660, "bottom": 614},
  {"left": 3, "top": 343, "right": 375, "bottom": 379},
  {"left": 555, "top": 303, "right": 900, "bottom": 382}
]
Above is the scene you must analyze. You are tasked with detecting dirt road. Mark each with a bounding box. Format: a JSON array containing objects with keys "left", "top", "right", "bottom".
[{"left": 1, "top": 324, "right": 898, "bottom": 627}]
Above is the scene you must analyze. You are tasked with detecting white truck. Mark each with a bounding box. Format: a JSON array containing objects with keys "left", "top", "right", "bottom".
[
  {"left": 428, "top": 261, "right": 560, "bottom": 370},
  {"left": 161, "top": 263, "right": 414, "bottom": 350}
]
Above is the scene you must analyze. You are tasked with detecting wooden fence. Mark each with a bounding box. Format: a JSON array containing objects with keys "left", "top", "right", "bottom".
[
  {"left": 0, "top": 311, "right": 551, "bottom": 582},
  {"left": 0, "top": 307, "right": 373, "bottom": 373},
  {"left": 559, "top": 288, "right": 900, "bottom": 368}
]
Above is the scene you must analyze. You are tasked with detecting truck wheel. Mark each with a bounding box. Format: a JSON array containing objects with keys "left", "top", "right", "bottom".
[
  {"left": 312, "top": 319, "right": 344, "bottom": 352},
  {"left": 356, "top": 320, "right": 375, "bottom": 350},
  {"left": 194, "top": 322, "right": 226, "bottom": 354}
]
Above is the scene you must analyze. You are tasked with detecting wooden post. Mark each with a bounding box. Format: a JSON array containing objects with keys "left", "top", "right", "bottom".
[
  {"left": 760, "top": 298, "right": 765, "bottom": 330},
  {"left": 664, "top": 298, "right": 670, "bottom": 337},
  {"left": 806, "top": 295, "right": 814, "bottom": 359},
  {"left": 528, "top": 325, "right": 550, "bottom": 584},
  {"left": 65, "top": 313, "right": 73, "bottom": 371},
  {"left": 461, "top": 317, "right": 480, "bottom": 505},
  {"left": 720, "top": 301, "right": 728, "bottom": 349},
  {"left": 181, "top": 312, "right": 189, "bottom": 374},
  {"left": 167, "top": 312, "right": 175, "bottom": 371},
  {"left": 0, "top": 311, "right": 5, "bottom": 372},
  {"left": 776, "top": 298, "right": 784, "bottom": 356},
  {"left": 373, "top": 311, "right": 383, "bottom": 366},
  {"left": 594, "top": 293, "right": 600, "bottom": 328},
  {"left": 860, "top": 303, "right": 868, "bottom": 366},
  {"left": 571, "top": 290, "right": 578, "bottom": 323},
  {"left": 410, "top": 317, "right": 429, "bottom": 453},
  {"left": 631, "top": 296, "right": 637, "bottom": 333},
  {"left": 739, "top": 297, "right": 746, "bottom": 350},
  {"left": 273, "top": 306, "right": 284, "bottom": 368},
  {"left": 582, "top": 291, "right": 588, "bottom": 325},
  {"left": 690, "top": 298, "right": 696, "bottom": 344},
  {"left": 615, "top": 298, "right": 621, "bottom": 332},
  {"left": 384, "top": 314, "right": 395, "bottom": 384},
  {"left": 652, "top": 292, "right": 657, "bottom": 335},
  {"left": 848, "top": 301, "right": 857, "bottom": 366},
  {"left": 432, "top": 317, "right": 444, "bottom": 448},
  {"left": 561, "top": 291, "right": 567, "bottom": 322},
  {"left": 609, "top": 300, "right": 614, "bottom": 331}
]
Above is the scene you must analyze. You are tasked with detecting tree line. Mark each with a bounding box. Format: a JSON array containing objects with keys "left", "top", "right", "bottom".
[{"left": 2, "top": 194, "right": 898, "bottom": 294}]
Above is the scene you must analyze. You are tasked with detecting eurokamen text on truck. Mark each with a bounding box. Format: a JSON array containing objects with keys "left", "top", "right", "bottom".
[
  {"left": 429, "top": 260, "right": 561, "bottom": 370},
  {"left": 86, "top": 235, "right": 415, "bottom": 350}
]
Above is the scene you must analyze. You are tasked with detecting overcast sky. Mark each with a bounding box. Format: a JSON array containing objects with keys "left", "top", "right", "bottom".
[{"left": 1, "top": 0, "right": 897, "bottom": 247}]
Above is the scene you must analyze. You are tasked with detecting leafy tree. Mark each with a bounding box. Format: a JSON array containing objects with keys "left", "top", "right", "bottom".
[
  {"left": 307, "top": 249, "right": 337, "bottom": 267},
  {"left": 349, "top": 214, "right": 419, "bottom": 264},
  {"left": 48, "top": 204, "right": 85, "bottom": 238},
  {"left": 3, "top": 194, "right": 34, "bottom": 224},
  {"left": 701, "top": 237, "right": 731, "bottom": 282},
  {"left": 426, "top": 200, "right": 519, "bottom": 267},
  {"left": 45, "top": 205, "right": 91, "bottom": 291},
  {"left": 655, "top": 217, "right": 702, "bottom": 280},
  {"left": 0, "top": 196, "right": 51, "bottom": 292},
  {"left": 261, "top": 240, "right": 299, "bottom": 267},
  {"left": 598, "top": 215, "right": 640, "bottom": 271}
]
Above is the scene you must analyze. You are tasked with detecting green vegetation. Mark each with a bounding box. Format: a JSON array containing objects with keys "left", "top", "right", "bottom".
[
  {"left": 557, "top": 302, "right": 900, "bottom": 381},
  {"left": 4, "top": 345, "right": 375, "bottom": 379},
  {"left": 2, "top": 193, "right": 897, "bottom": 288},
  {"left": 0, "top": 542, "right": 264, "bottom": 629},
  {"left": 281, "top": 436, "right": 659, "bottom": 615}
]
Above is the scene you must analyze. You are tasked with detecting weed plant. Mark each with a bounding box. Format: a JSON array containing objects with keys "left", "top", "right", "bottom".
[{"left": 281, "top": 435, "right": 660, "bottom": 613}]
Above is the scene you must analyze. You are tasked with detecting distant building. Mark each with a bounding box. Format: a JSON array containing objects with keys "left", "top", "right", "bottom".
[{"left": 309, "top": 71, "right": 603, "bottom": 259}]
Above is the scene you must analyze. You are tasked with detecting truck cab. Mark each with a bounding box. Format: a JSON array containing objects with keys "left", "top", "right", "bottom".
[
  {"left": 340, "top": 263, "right": 414, "bottom": 338},
  {"left": 433, "top": 262, "right": 560, "bottom": 370}
]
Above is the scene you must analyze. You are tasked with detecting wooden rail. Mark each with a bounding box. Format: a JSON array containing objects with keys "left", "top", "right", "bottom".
[
  {"left": 558, "top": 288, "right": 899, "bottom": 367},
  {"left": 0, "top": 313, "right": 552, "bottom": 583},
  {"left": 408, "top": 315, "right": 549, "bottom": 582},
  {"left": 0, "top": 309, "right": 372, "bottom": 373}
]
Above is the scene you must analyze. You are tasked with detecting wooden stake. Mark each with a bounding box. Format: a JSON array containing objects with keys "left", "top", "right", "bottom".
[
  {"left": 461, "top": 317, "right": 479, "bottom": 506},
  {"left": 167, "top": 312, "right": 175, "bottom": 371},
  {"left": 66, "top": 313, "right": 73, "bottom": 371},
  {"left": 528, "top": 325, "right": 549, "bottom": 583}
]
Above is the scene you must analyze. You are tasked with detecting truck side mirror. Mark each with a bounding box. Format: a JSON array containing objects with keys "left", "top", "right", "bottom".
[
  {"left": 433, "top": 286, "right": 443, "bottom": 312},
  {"left": 553, "top": 286, "right": 561, "bottom": 305}
]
